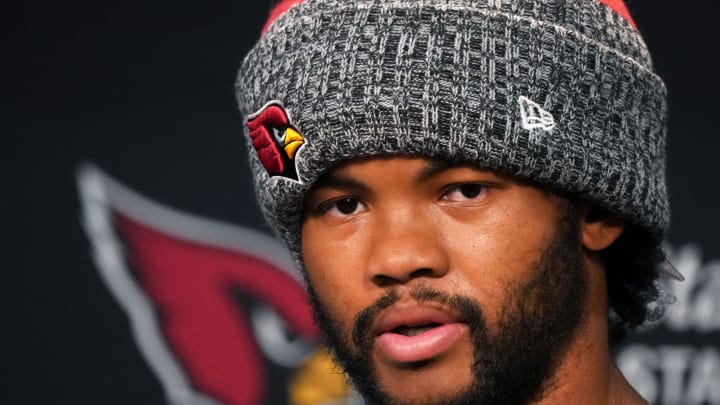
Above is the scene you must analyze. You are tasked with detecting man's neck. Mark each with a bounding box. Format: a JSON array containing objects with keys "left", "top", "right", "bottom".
[
  {"left": 533, "top": 257, "right": 648, "bottom": 405},
  {"left": 534, "top": 333, "right": 647, "bottom": 405}
]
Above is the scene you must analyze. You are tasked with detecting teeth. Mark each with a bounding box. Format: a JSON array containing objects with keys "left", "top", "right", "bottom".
[
  {"left": 392, "top": 323, "right": 441, "bottom": 336},
  {"left": 406, "top": 326, "right": 434, "bottom": 336}
]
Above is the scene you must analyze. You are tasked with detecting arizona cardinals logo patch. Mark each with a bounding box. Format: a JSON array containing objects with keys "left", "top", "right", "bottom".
[
  {"left": 76, "top": 164, "right": 356, "bottom": 405},
  {"left": 247, "top": 101, "right": 305, "bottom": 181}
]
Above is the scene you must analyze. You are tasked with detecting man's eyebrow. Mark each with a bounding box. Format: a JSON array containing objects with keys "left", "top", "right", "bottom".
[
  {"left": 310, "top": 172, "right": 371, "bottom": 194},
  {"left": 415, "top": 160, "right": 457, "bottom": 182},
  {"left": 310, "top": 159, "right": 475, "bottom": 193}
]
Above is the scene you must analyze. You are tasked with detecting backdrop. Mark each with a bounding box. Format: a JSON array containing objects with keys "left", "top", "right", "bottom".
[{"left": 3, "top": 1, "right": 719, "bottom": 404}]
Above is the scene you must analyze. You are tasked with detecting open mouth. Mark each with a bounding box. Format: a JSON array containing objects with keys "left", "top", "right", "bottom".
[
  {"left": 377, "top": 321, "right": 467, "bottom": 363},
  {"left": 391, "top": 323, "right": 444, "bottom": 337},
  {"left": 372, "top": 305, "right": 467, "bottom": 363}
]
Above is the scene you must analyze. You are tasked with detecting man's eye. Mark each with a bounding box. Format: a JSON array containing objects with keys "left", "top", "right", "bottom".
[
  {"left": 444, "top": 184, "right": 486, "bottom": 201},
  {"left": 322, "top": 197, "right": 366, "bottom": 216}
]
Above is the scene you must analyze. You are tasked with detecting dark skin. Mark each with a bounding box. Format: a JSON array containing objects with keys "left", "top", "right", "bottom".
[{"left": 301, "top": 156, "right": 647, "bottom": 404}]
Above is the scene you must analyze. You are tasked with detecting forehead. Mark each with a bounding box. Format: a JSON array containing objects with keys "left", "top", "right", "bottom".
[
  {"left": 301, "top": 156, "right": 571, "bottom": 219},
  {"left": 309, "top": 155, "right": 540, "bottom": 191},
  {"left": 316, "top": 156, "right": 452, "bottom": 182}
]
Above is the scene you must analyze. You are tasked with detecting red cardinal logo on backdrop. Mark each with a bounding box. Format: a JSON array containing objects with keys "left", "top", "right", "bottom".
[
  {"left": 77, "top": 165, "right": 350, "bottom": 405},
  {"left": 246, "top": 101, "right": 305, "bottom": 181}
]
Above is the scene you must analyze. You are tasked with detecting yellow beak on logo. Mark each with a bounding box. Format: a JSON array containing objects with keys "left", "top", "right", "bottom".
[{"left": 283, "top": 127, "right": 304, "bottom": 160}]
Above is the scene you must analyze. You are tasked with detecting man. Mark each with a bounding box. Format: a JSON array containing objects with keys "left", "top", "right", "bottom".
[{"left": 236, "top": 0, "right": 682, "bottom": 403}]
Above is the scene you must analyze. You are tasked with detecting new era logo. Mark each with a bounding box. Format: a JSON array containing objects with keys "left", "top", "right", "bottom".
[{"left": 519, "top": 96, "right": 555, "bottom": 132}]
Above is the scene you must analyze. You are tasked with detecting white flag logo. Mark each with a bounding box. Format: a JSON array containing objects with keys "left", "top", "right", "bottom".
[{"left": 519, "top": 96, "right": 555, "bottom": 132}]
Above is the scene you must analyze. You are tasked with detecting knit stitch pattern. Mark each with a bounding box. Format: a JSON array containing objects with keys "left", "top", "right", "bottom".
[{"left": 236, "top": 0, "right": 668, "bottom": 262}]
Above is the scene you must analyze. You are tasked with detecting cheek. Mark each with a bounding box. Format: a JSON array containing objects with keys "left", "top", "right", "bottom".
[
  {"left": 439, "top": 228, "right": 512, "bottom": 321},
  {"left": 437, "top": 208, "right": 553, "bottom": 320},
  {"left": 301, "top": 222, "right": 369, "bottom": 320}
]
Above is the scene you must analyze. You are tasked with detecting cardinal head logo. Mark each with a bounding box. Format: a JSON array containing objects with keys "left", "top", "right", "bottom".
[
  {"left": 77, "top": 164, "right": 353, "bottom": 405},
  {"left": 246, "top": 101, "right": 305, "bottom": 181}
]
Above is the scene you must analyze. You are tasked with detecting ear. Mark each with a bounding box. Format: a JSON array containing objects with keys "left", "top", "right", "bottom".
[{"left": 580, "top": 204, "right": 625, "bottom": 252}]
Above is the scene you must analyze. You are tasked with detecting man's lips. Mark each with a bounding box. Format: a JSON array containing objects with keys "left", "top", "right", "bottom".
[{"left": 372, "top": 304, "right": 468, "bottom": 364}]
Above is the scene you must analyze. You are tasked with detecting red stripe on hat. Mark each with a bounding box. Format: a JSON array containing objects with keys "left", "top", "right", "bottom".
[
  {"left": 596, "top": 0, "right": 637, "bottom": 30},
  {"left": 262, "top": 0, "right": 306, "bottom": 33},
  {"left": 261, "top": 1, "right": 636, "bottom": 34}
]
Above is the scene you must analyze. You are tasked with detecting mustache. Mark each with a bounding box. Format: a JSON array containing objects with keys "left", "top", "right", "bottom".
[{"left": 351, "top": 285, "right": 486, "bottom": 350}]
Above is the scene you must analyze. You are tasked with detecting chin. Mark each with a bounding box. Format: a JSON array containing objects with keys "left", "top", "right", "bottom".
[
  {"left": 367, "top": 351, "right": 476, "bottom": 405},
  {"left": 382, "top": 382, "right": 473, "bottom": 405}
]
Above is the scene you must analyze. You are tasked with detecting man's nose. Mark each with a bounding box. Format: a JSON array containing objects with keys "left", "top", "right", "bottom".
[{"left": 366, "top": 205, "right": 449, "bottom": 286}]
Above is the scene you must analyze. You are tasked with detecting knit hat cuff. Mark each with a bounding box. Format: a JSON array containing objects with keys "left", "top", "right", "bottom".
[{"left": 237, "top": 0, "right": 668, "bottom": 255}]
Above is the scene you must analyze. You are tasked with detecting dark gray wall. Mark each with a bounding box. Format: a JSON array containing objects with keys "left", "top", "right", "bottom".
[{"left": 3, "top": 1, "right": 718, "bottom": 404}]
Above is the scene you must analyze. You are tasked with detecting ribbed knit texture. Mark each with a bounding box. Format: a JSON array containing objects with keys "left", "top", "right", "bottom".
[{"left": 236, "top": 0, "right": 668, "bottom": 262}]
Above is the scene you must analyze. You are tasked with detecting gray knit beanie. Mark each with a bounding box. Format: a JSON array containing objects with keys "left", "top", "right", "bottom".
[{"left": 236, "top": 0, "right": 668, "bottom": 265}]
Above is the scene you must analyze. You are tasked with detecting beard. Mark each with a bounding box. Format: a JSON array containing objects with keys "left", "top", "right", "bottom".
[{"left": 306, "top": 204, "right": 587, "bottom": 405}]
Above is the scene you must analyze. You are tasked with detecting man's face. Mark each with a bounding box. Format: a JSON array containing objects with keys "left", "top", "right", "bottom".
[{"left": 301, "top": 157, "right": 587, "bottom": 405}]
